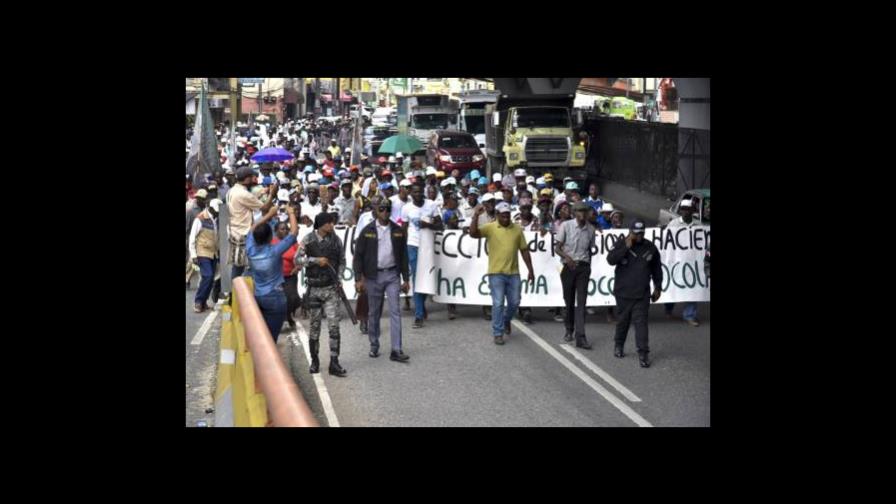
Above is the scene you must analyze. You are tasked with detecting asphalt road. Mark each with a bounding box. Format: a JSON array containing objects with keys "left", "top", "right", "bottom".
[{"left": 187, "top": 285, "right": 709, "bottom": 427}]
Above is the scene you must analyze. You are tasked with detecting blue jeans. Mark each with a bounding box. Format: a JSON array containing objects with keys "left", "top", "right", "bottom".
[
  {"left": 665, "top": 302, "right": 698, "bottom": 321},
  {"left": 195, "top": 257, "right": 217, "bottom": 305},
  {"left": 488, "top": 274, "right": 522, "bottom": 337},
  {"left": 407, "top": 245, "right": 426, "bottom": 320},
  {"left": 255, "top": 291, "right": 287, "bottom": 343}
]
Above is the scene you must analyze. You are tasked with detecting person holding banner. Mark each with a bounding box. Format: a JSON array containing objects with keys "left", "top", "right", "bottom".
[
  {"left": 401, "top": 184, "right": 443, "bottom": 329},
  {"left": 555, "top": 202, "right": 597, "bottom": 349},
  {"left": 607, "top": 220, "right": 663, "bottom": 368},
  {"left": 664, "top": 198, "right": 703, "bottom": 326},
  {"left": 470, "top": 201, "right": 536, "bottom": 346}
]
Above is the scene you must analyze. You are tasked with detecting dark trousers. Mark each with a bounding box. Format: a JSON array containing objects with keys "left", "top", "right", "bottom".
[
  {"left": 195, "top": 258, "right": 217, "bottom": 306},
  {"left": 614, "top": 296, "right": 650, "bottom": 354},
  {"left": 283, "top": 274, "right": 301, "bottom": 323},
  {"left": 561, "top": 263, "right": 590, "bottom": 339},
  {"left": 255, "top": 291, "right": 288, "bottom": 343}
]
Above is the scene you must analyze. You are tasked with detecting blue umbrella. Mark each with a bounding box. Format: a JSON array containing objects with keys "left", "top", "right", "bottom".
[{"left": 251, "top": 147, "right": 294, "bottom": 163}]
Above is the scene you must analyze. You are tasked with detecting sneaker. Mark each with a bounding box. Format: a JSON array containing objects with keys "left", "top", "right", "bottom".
[
  {"left": 686, "top": 319, "right": 700, "bottom": 327},
  {"left": 586, "top": 307, "right": 597, "bottom": 315},
  {"left": 494, "top": 335, "right": 505, "bottom": 345},
  {"left": 523, "top": 310, "right": 533, "bottom": 325},
  {"left": 413, "top": 318, "right": 424, "bottom": 329},
  {"left": 504, "top": 321, "right": 511, "bottom": 335},
  {"left": 193, "top": 303, "right": 203, "bottom": 313},
  {"left": 553, "top": 311, "right": 564, "bottom": 322}
]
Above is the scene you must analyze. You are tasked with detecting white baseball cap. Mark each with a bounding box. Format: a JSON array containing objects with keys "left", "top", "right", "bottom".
[
  {"left": 535, "top": 177, "right": 545, "bottom": 185},
  {"left": 480, "top": 193, "right": 495, "bottom": 203},
  {"left": 513, "top": 168, "right": 526, "bottom": 177},
  {"left": 440, "top": 178, "right": 453, "bottom": 187},
  {"left": 680, "top": 198, "right": 694, "bottom": 208},
  {"left": 526, "top": 175, "right": 535, "bottom": 184},
  {"left": 277, "top": 189, "right": 290, "bottom": 202},
  {"left": 388, "top": 156, "right": 397, "bottom": 163},
  {"left": 494, "top": 192, "right": 504, "bottom": 201},
  {"left": 399, "top": 179, "right": 412, "bottom": 187},
  {"left": 495, "top": 202, "right": 512, "bottom": 213},
  {"left": 492, "top": 172, "right": 503, "bottom": 182},
  {"left": 601, "top": 203, "right": 615, "bottom": 212},
  {"left": 396, "top": 151, "right": 404, "bottom": 158},
  {"left": 208, "top": 199, "right": 223, "bottom": 213},
  {"left": 426, "top": 166, "right": 438, "bottom": 176},
  {"left": 445, "top": 177, "right": 457, "bottom": 186}
]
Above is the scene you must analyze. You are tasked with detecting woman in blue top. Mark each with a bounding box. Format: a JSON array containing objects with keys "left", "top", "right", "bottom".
[{"left": 246, "top": 203, "right": 299, "bottom": 342}]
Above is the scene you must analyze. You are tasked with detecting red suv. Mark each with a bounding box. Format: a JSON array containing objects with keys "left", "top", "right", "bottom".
[{"left": 425, "top": 130, "right": 485, "bottom": 176}]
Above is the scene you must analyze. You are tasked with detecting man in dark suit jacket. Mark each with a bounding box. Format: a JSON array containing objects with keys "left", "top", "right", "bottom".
[{"left": 353, "top": 199, "right": 411, "bottom": 362}]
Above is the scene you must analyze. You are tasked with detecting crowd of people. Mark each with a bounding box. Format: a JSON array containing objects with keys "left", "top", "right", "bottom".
[{"left": 186, "top": 114, "right": 706, "bottom": 375}]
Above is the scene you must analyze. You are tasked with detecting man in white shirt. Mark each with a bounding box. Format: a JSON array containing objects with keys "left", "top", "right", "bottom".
[
  {"left": 300, "top": 183, "right": 323, "bottom": 227},
  {"left": 390, "top": 178, "right": 412, "bottom": 224},
  {"left": 400, "top": 183, "right": 443, "bottom": 328},
  {"left": 664, "top": 198, "right": 704, "bottom": 326}
]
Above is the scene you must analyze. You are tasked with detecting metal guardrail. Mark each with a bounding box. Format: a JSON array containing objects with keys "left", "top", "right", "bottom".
[{"left": 216, "top": 277, "right": 319, "bottom": 427}]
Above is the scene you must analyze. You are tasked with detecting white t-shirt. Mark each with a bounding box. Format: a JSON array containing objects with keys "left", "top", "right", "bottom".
[
  {"left": 390, "top": 194, "right": 408, "bottom": 224},
  {"left": 301, "top": 201, "right": 322, "bottom": 225},
  {"left": 400, "top": 200, "right": 440, "bottom": 247},
  {"left": 356, "top": 210, "right": 375, "bottom": 232}
]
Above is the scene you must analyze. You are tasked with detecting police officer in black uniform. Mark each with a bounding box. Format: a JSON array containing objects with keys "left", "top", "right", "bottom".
[{"left": 606, "top": 219, "right": 663, "bottom": 368}]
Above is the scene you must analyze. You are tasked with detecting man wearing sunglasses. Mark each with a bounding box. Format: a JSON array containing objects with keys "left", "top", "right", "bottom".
[{"left": 353, "top": 199, "right": 412, "bottom": 362}]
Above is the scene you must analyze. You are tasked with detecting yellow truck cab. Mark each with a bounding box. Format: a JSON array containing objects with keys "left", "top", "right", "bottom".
[{"left": 501, "top": 106, "right": 586, "bottom": 170}]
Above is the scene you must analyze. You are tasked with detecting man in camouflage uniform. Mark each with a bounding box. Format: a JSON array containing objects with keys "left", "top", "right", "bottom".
[{"left": 295, "top": 212, "right": 348, "bottom": 377}]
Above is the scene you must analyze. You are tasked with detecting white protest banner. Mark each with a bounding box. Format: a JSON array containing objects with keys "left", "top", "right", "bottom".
[{"left": 413, "top": 226, "right": 710, "bottom": 307}]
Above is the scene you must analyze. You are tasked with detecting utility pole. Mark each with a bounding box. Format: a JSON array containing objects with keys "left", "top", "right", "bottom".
[
  {"left": 335, "top": 77, "right": 341, "bottom": 116},
  {"left": 257, "top": 79, "right": 263, "bottom": 121},
  {"left": 229, "top": 77, "right": 238, "bottom": 128}
]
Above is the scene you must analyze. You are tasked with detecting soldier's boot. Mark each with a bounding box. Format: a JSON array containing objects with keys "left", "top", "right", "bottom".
[
  {"left": 309, "top": 340, "right": 320, "bottom": 374},
  {"left": 329, "top": 356, "right": 347, "bottom": 377}
]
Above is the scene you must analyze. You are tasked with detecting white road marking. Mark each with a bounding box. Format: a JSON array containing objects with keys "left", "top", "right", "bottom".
[
  {"left": 289, "top": 323, "right": 341, "bottom": 428},
  {"left": 191, "top": 310, "right": 219, "bottom": 346},
  {"left": 511, "top": 320, "right": 653, "bottom": 427},
  {"left": 559, "top": 344, "right": 642, "bottom": 402}
]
